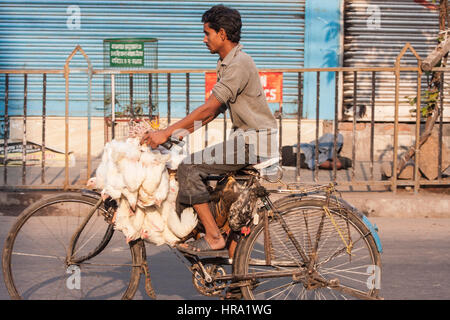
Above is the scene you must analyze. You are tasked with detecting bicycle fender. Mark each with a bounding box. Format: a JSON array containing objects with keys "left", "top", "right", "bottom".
[
  {"left": 361, "top": 215, "right": 383, "bottom": 253},
  {"left": 80, "top": 189, "right": 101, "bottom": 200},
  {"left": 272, "top": 193, "right": 383, "bottom": 253}
]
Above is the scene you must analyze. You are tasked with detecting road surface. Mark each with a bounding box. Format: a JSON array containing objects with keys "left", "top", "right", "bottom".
[{"left": 0, "top": 215, "right": 449, "bottom": 300}]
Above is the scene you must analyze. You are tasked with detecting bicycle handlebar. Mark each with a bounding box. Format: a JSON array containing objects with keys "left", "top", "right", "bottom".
[{"left": 161, "top": 137, "right": 185, "bottom": 150}]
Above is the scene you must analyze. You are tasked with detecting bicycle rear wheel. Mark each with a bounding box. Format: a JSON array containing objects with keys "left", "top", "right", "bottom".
[
  {"left": 234, "top": 198, "right": 381, "bottom": 300},
  {"left": 2, "top": 192, "right": 142, "bottom": 300}
]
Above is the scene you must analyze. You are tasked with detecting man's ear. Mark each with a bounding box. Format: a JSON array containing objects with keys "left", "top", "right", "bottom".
[{"left": 219, "top": 28, "right": 227, "bottom": 41}]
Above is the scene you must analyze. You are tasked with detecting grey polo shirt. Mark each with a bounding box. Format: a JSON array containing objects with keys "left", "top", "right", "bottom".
[{"left": 211, "top": 44, "right": 278, "bottom": 159}]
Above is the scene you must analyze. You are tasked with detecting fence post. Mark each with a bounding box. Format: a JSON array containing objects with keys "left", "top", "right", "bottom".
[
  {"left": 42, "top": 73, "right": 46, "bottom": 184},
  {"left": 63, "top": 45, "right": 92, "bottom": 190},
  {"left": 394, "top": 43, "right": 422, "bottom": 194},
  {"left": 22, "top": 74, "right": 27, "bottom": 185},
  {"left": 393, "top": 47, "right": 403, "bottom": 193},
  {"left": 3, "top": 74, "right": 8, "bottom": 185},
  {"left": 296, "top": 72, "right": 303, "bottom": 182}
]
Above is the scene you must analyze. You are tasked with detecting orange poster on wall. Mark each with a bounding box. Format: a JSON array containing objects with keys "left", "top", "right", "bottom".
[
  {"left": 205, "top": 72, "right": 217, "bottom": 101},
  {"left": 205, "top": 72, "right": 283, "bottom": 103}
]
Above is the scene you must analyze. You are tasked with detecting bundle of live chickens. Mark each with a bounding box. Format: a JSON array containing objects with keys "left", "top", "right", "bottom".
[{"left": 87, "top": 121, "right": 197, "bottom": 246}]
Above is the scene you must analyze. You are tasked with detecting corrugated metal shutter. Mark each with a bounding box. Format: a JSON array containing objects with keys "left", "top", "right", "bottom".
[
  {"left": 343, "top": 0, "right": 449, "bottom": 121},
  {"left": 0, "top": 0, "right": 305, "bottom": 118}
]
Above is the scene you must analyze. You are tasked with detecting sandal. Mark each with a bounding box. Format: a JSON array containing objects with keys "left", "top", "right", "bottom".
[{"left": 176, "top": 237, "right": 228, "bottom": 257}]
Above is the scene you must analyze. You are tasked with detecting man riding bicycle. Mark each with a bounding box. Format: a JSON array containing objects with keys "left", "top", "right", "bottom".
[{"left": 141, "top": 5, "right": 278, "bottom": 257}]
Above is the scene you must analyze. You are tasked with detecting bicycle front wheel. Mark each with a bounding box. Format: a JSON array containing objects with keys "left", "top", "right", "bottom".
[
  {"left": 2, "top": 192, "right": 142, "bottom": 300},
  {"left": 234, "top": 198, "right": 382, "bottom": 300}
]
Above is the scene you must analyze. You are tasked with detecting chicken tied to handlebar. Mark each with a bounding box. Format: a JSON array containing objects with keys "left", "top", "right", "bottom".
[{"left": 87, "top": 121, "right": 196, "bottom": 247}]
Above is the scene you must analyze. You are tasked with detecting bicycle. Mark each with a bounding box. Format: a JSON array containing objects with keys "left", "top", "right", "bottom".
[{"left": 2, "top": 157, "right": 383, "bottom": 300}]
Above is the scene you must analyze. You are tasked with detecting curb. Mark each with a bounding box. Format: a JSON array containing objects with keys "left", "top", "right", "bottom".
[
  {"left": 340, "top": 192, "right": 450, "bottom": 219},
  {"left": 1, "top": 189, "right": 449, "bottom": 219}
]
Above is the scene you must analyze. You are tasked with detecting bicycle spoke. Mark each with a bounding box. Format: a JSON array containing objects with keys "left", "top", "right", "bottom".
[
  {"left": 12, "top": 251, "right": 64, "bottom": 261},
  {"left": 318, "top": 268, "right": 370, "bottom": 286},
  {"left": 36, "top": 216, "right": 68, "bottom": 253},
  {"left": 320, "top": 263, "right": 373, "bottom": 276},
  {"left": 270, "top": 222, "right": 304, "bottom": 267},
  {"left": 283, "top": 281, "right": 296, "bottom": 300},
  {"left": 72, "top": 221, "right": 106, "bottom": 258},
  {"left": 258, "top": 281, "right": 296, "bottom": 300},
  {"left": 318, "top": 246, "right": 369, "bottom": 270},
  {"left": 298, "top": 286, "right": 307, "bottom": 300}
]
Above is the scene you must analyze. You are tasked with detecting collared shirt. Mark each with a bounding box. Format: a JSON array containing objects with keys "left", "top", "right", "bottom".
[{"left": 211, "top": 44, "right": 278, "bottom": 158}]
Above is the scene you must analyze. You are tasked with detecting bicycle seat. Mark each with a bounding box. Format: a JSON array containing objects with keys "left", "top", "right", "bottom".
[
  {"left": 204, "top": 156, "right": 280, "bottom": 182},
  {"left": 246, "top": 156, "right": 280, "bottom": 173},
  {"left": 245, "top": 156, "right": 282, "bottom": 181}
]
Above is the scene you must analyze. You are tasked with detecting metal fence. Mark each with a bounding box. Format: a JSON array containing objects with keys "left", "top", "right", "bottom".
[{"left": 0, "top": 44, "right": 449, "bottom": 193}]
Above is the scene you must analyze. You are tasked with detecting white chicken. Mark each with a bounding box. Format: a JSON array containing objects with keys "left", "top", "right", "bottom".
[
  {"left": 109, "top": 139, "right": 131, "bottom": 164},
  {"left": 102, "top": 161, "right": 124, "bottom": 200},
  {"left": 138, "top": 152, "right": 169, "bottom": 207},
  {"left": 139, "top": 154, "right": 165, "bottom": 195},
  {"left": 137, "top": 186, "right": 156, "bottom": 208},
  {"left": 159, "top": 173, "right": 179, "bottom": 222},
  {"left": 90, "top": 139, "right": 129, "bottom": 200},
  {"left": 140, "top": 206, "right": 166, "bottom": 246},
  {"left": 158, "top": 174, "right": 198, "bottom": 239},
  {"left": 121, "top": 188, "right": 138, "bottom": 212},
  {"left": 167, "top": 207, "right": 198, "bottom": 239},
  {"left": 161, "top": 225, "right": 181, "bottom": 246},
  {"left": 117, "top": 157, "right": 145, "bottom": 210},
  {"left": 88, "top": 129, "right": 200, "bottom": 246},
  {"left": 152, "top": 169, "right": 169, "bottom": 207},
  {"left": 128, "top": 206, "right": 146, "bottom": 239},
  {"left": 88, "top": 152, "right": 109, "bottom": 190},
  {"left": 156, "top": 174, "right": 183, "bottom": 246},
  {"left": 117, "top": 148, "right": 143, "bottom": 191},
  {"left": 114, "top": 197, "right": 139, "bottom": 243}
]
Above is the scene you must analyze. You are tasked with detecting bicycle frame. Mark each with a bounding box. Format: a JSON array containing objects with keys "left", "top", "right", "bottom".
[{"left": 64, "top": 173, "right": 382, "bottom": 300}]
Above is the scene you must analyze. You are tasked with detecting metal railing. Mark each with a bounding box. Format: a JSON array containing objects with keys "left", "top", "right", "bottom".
[{"left": 0, "top": 44, "right": 449, "bottom": 193}]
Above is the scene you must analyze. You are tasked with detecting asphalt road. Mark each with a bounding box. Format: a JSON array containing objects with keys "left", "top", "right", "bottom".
[{"left": 0, "top": 215, "right": 449, "bottom": 300}]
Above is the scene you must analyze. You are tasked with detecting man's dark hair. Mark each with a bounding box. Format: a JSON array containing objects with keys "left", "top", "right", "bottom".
[{"left": 202, "top": 5, "right": 242, "bottom": 43}]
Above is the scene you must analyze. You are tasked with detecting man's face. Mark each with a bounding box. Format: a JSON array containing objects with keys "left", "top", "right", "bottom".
[{"left": 203, "top": 23, "right": 224, "bottom": 54}]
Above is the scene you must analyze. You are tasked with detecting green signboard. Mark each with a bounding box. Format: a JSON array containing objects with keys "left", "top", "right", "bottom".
[{"left": 110, "top": 41, "right": 144, "bottom": 67}]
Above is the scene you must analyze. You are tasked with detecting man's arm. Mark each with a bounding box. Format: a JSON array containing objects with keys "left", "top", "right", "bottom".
[{"left": 140, "top": 94, "right": 223, "bottom": 148}]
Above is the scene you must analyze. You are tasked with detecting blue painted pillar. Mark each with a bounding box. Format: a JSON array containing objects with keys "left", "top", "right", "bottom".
[{"left": 303, "top": 0, "right": 341, "bottom": 120}]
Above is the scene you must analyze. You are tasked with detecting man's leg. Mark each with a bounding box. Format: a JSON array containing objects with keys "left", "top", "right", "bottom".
[
  {"left": 176, "top": 160, "right": 245, "bottom": 252},
  {"left": 319, "top": 158, "right": 342, "bottom": 170},
  {"left": 176, "top": 139, "right": 253, "bottom": 252},
  {"left": 191, "top": 202, "right": 225, "bottom": 250}
]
